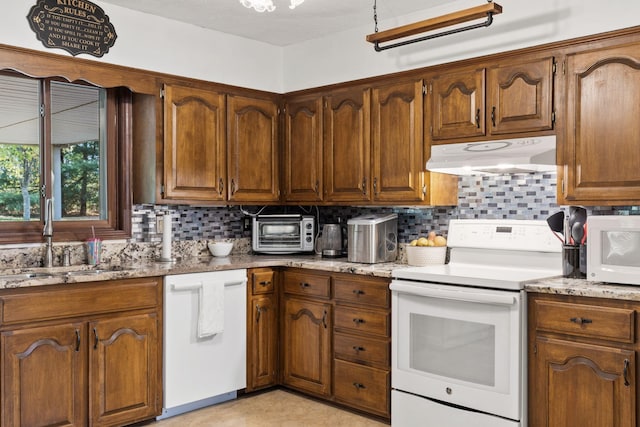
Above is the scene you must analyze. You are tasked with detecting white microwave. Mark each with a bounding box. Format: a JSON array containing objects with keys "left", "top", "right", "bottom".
[{"left": 587, "top": 215, "right": 640, "bottom": 285}]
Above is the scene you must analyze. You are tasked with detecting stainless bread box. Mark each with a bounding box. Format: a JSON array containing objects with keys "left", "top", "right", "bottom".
[{"left": 347, "top": 213, "right": 398, "bottom": 263}]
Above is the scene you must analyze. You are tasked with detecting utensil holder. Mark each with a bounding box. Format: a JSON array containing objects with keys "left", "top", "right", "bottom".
[{"left": 562, "top": 245, "right": 584, "bottom": 278}]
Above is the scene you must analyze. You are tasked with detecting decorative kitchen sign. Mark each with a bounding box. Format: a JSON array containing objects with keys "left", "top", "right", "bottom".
[{"left": 27, "top": 0, "right": 117, "bottom": 57}]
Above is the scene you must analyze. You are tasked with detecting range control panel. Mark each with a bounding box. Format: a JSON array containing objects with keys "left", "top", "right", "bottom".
[{"left": 446, "top": 219, "right": 561, "bottom": 252}]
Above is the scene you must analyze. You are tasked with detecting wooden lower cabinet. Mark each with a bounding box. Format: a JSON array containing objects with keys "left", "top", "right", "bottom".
[
  {"left": 247, "top": 268, "right": 391, "bottom": 420},
  {"left": 1, "top": 322, "right": 87, "bottom": 427},
  {"left": 333, "top": 273, "right": 391, "bottom": 419},
  {"left": 529, "top": 293, "right": 637, "bottom": 427},
  {"left": 246, "top": 268, "right": 279, "bottom": 392},
  {"left": 334, "top": 360, "right": 390, "bottom": 418},
  {"left": 282, "top": 296, "right": 332, "bottom": 397},
  {"left": 0, "top": 277, "right": 162, "bottom": 427},
  {"left": 90, "top": 313, "right": 159, "bottom": 427}
]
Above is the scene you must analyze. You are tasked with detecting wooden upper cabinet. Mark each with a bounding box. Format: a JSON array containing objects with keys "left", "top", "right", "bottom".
[
  {"left": 488, "top": 56, "right": 555, "bottom": 134},
  {"left": 323, "top": 87, "right": 372, "bottom": 203},
  {"left": 561, "top": 41, "right": 640, "bottom": 204},
  {"left": 163, "top": 84, "right": 227, "bottom": 201},
  {"left": 284, "top": 95, "right": 323, "bottom": 202},
  {"left": 429, "top": 56, "right": 554, "bottom": 142},
  {"left": 372, "top": 79, "right": 426, "bottom": 203},
  {"left": 430, "top": 68, "right": 485, "bottom": 141},
  {"left": 227, "top": 94, "right": 281, "bottom": 203}
]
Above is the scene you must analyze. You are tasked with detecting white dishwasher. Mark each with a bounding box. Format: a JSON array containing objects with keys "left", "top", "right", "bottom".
[{"left": 159, "top": 269, "right": 247, "bottom": 419}]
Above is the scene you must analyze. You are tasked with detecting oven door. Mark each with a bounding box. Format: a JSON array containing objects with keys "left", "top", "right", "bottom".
[{"left": 390, "top": 280, "right": 524, "bottom": 421}]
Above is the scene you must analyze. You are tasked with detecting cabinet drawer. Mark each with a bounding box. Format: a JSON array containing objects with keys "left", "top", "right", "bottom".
[
  {"left": 334, "top": 332, "right": 389, "bottom": 368},
  {"left": 0, "top": 277, "right": 161, "bottom": 326},
  {"left": 283, "top": 271, "right": 330, "bottom": 298},
  {"left": 333, "top": 276, "right": 390, "bottom": 308},
  {"left": 251, "top": 268, "right": 275, "bottom": 295},
  {"left": 334, "top": 359, "right": 390, "bottom": 418},
  {"left": 334, "top": 306, "right": 389, "bottom": 337},
  {"left": 535, "top": 299, "right": 635, "bottom": 343}
]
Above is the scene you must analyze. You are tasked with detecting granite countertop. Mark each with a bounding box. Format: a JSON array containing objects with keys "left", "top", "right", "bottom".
[
  {"left": 0, "top": 254, "right": 408, "bottom": 290},
  {"left": 525, "top": 277, "right": 640, "bottom": 301}
]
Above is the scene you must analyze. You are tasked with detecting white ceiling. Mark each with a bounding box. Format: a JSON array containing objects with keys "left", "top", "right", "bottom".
[{"left": 98, "top": 0, "right": 450, "bottom": 46}]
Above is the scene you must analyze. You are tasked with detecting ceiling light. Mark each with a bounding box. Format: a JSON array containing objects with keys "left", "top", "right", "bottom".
[{"left": 239, "top": 0, "right": 304, "bottom": 13}]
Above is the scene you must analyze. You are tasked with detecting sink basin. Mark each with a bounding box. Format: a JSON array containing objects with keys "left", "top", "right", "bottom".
[
  {"left": 0, "top": 272, "right": 55, "bottom": 281},
  {"left": 0, "top": 266, "right": 136, "bottom": 282}
]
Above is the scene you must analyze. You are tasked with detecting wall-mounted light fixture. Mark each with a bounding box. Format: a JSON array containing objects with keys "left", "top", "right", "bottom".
[{"left": 366, "top": 1, "right": 502, "bottom": 52}]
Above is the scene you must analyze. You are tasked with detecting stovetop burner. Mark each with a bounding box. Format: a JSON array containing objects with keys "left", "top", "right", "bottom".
[{"left": 393, "top": 219, "right": 562, "bottom": 290}]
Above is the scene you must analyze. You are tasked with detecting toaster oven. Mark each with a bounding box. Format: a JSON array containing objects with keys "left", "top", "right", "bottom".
[{"left": 252, "top": 214, "right": 315, "bottom": 254}]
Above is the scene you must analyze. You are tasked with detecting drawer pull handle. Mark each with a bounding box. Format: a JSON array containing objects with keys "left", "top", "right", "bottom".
[
  {"left": 624, "top": 359, "right": 630, "bottom": 386},
  {"left": 300, "top": 282, "right": 310, "bottom": 288},
  {"left": 93, "top": 328, "right": 99, "bottom": 350},
  {"left": 570, "top": 317, "right": 592, "bottom": 325},
  {"left": 352, "top": 346, "right": 366, "bottom": 352},
  {"left": 259, "top": 280, "right": 271, "bottom": 286},
  {"left": 256, "top": 304, "right": 262, "bottom": 323},
  {"left": 353, "top": 318, "right": 365, "bottom": 325},
  {"left": 322, "top": 310, "right": 328, "bottom": 329},
  {"left": 75, "top": 329, "right": 81, "bottom": 352},
  {"left": 353, "top": 289, "right": 365, "bottom": 295},
  {"left": 352, "top": 382, "right": 366, "bottom": 390}
]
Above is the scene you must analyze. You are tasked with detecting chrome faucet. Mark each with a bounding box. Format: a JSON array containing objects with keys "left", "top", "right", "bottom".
[{"left": 43, "top": 198, "right": 54, "bottom": 267}]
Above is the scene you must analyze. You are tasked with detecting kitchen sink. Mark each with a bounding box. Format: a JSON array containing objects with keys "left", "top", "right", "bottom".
[
  {"left": 0, "top": 266, "right": 137, "bottom": 282},
  {"left": 0, "top": 272, "right": 56, "bottom": 281}
]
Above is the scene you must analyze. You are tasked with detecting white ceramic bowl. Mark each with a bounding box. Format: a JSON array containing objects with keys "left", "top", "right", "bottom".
[
  {"left": 208, "top": 241, "right": 233, "bottom": 257},
  {"left": 406, "top": 245, "right": 447, "bottom": 266}
]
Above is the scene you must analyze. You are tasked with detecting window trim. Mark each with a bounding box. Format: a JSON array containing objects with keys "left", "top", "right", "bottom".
[{"left": 0, "top": 76, "right": 132, "bottom": 244}]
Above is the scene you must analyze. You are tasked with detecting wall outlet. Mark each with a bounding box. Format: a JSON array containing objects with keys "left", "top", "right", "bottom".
[
  {"left": 156, "top": 216, "right": 163, "bottom": 231},
  {"left": 243, "top": 217, "right": 251, "bottom": 231}
]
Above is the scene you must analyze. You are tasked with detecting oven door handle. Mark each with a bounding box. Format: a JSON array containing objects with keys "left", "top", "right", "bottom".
[{"left": 390, "top": 282, "right": 517, "bottom": 306}]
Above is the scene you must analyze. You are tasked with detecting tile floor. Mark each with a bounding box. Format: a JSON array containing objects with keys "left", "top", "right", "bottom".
[{"left": 149, "top": 389, "right": 389, "bottom": 426}]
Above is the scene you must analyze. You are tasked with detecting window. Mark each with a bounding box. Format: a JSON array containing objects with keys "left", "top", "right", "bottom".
[{"left": 0, "top": 72, "right": 131, "bottom": 243}]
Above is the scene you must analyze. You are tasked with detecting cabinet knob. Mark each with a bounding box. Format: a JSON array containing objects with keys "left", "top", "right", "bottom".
[
  {"left": 259, "top": 280, "right": 271, "bottom": 286},
  {"left": 352, "top": 289, "right": 365, "bottom": 295},
  {"left": 300, "top": 282, "right": 310, "bottom": 288},
  {"left": 352, "top": 318, "right": 365, "bottom": 325},
  {"left": 352, "top": 345, "right": 366, "bottom": 352},
  {"left": 352, "top": 382, "right": 366, "bottom": 390}
]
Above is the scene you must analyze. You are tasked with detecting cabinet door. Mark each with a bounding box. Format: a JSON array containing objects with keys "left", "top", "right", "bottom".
[
  {"left": 163, "top": 84, "right": 226, "bottom": 201},
  {"left": 247, "top": 294, "right": 278, "bottom": 391},
  {"left": 227, "top": 94, "right": 280, "bottom": 202},
  {"left": 89, "top": 313, "right": 159, "bottom": 427},
  {"left": 323, "top": 87, "right": 371, "bottom": 202},
  {"left": 1, "top": 323, "right": 86, "bottom": 427},
  {"left": 430, "top": 68, "right": 485, "bottom": 140},
  {"left": 561, "top": 44, "right": 640, "bottom": 204},
  {"left": 372, "top": 79, "right": 425, "bottom": 202},
  {"left": 488, "top": 56, "right": 555, "bottom": 134},
  {"left": 531, "top": 337, "right": 635, "bottom": 427},
  {"left": 282, "top": 297, "right": 332, "bottom": 397},
  {"left": 284, "top": 96, "right": 323, "bottom": 202}
]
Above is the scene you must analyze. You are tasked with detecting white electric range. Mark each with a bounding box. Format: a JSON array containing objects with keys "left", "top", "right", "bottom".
[{"left": 390, "top": 219, "right": 562, "bottom": 427}]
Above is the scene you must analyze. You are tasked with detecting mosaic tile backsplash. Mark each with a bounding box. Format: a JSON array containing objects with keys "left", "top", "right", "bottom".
[{"left": 130, "top": 172, "right": 638, "bottom": 244}]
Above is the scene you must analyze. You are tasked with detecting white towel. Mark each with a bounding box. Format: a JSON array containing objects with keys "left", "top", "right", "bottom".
[{"left": 198, "top": 281, "right": 225, "bottom": 338}]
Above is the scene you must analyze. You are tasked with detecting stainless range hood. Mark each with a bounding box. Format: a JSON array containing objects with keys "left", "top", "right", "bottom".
[{"left": 426, "top": 135, "right": 557, "bottom": 175}]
